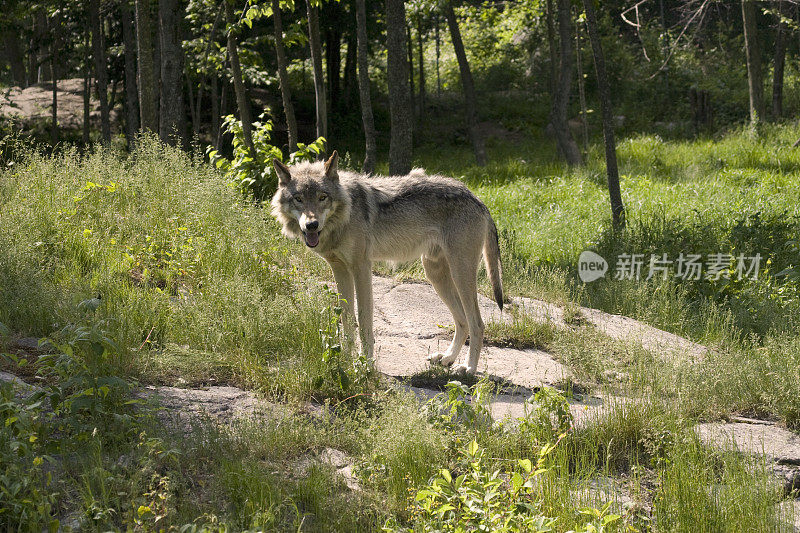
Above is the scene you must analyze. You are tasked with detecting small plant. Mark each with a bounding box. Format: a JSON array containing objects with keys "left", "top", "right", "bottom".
[
  {"left": 36, "top": 300, "right": 141, "bottom": 443},
  {"left": 311, "top": 287, "right": 372, "bottom": 399},
  {"left": 519, "top": 387, "right": 574, "bottom": 442},
  {"left": 207, "top": 114, "right": 326, "bottom": 201},
  {"left": 388, "top": 438, "right": 558, "bottom": 532},
  {"left": 0, "top": 380, "right": 58, "bottom": 532},
  {"left": 426, "top": 380, "right": 494, "bottom": 432}
]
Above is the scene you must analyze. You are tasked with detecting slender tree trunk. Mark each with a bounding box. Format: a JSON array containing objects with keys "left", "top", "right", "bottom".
[
  {"left": 417, "top": 17, "right": 425, "bottom": 114},
  {"left": 159, "top": 0, "right": 186, "bottom": 146},
  {"left": 742, "top": 0, "right": 764, "bottom": 124},
  {"left": 50, "top": 21, "right": 58, "bottom": 147},
  {"left": 195, "top": 2, "right": 225, "bottom": 137},
  {"left": 407, "top": 24, "right": 416, "bottom": 118},
  {"left": 225, "top": 1, "right": 255, "bottom": 157},
  {"left": 109, "top": 77, "right": 120, "bottom": 111},
  {"left": 121, "top": 0, "right": 140, "bottom": 147},
  {"left": 211, "top": 74, "right": 220, "bottom": 143},
  {"left": 772, "top": 0, "right": 786, "bottom": 119},
  {"left": 325, "top": 23, "right": 341, "bottom": 115},
  {"left": 90, "top": 0, "right": 111, "bottom": 142},
  {"left": 186, "top": 75, "right": 198, "bottom": 132},
  {"left": 83, "top": 28, "right": 91, "bottom": 144},
  {"left": 272, "top": 0, "right": 298, "bottom": 151},
  {"left": 435, "top": 15, "right": 441, "bottom": 96},
  {"left": 3, "top": 32, "right": 27, "bottom": 87},
  {"left": 386, "top": 0, "right": 413, "bottom": 174},
  {"left": 135, "top": 0, "right": 158, "bottom": 132},
  {"left": 215, "top": 78, "right": 228, "bottom": 150},
  {"left": 355, "top": 0, "right": 376, "bottom": 173},
  {"left": 549, "top": 0, "right": 581, "bottom": 165},
  {"left": 576, "top": 19, "right": 589, "bottom": 156},
  {"left": 306, "top": 0, "right": 327, "bottom": 143},
  {"left": 443, "top": 2, "right": 487, "bottom": 166},
  {"left": 582, "top": 0, "right": 624, "bottom": 228},
  {"left": 343, "top": 32, "right": 357, "bottom": 106}
]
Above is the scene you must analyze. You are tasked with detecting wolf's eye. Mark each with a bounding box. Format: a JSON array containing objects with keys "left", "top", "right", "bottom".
[
  {"left": 293, "top": 196, "right": 303, "bottom": 203},
  {"left": 319, "top": 194, "right": 328, "bottom": 201}
]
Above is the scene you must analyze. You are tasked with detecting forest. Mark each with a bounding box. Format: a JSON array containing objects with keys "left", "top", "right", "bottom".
[{"left": 2, "top": 0, "right": 800, "bottom": 531}]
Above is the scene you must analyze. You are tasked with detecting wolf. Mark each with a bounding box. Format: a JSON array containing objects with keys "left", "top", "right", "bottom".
[{"left": 270, "top": 152, "right": 503, "bottom": 374}]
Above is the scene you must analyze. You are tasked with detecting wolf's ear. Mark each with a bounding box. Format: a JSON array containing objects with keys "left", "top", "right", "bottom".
[
  {"left": 273, "top": 159, "right": 292, "bottom": 186},
  {"left": 324, "top": 151, "right": 339, "bottom": 181}
]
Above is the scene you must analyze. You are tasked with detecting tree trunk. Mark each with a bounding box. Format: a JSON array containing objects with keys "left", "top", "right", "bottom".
[
  {"left": 225, "top": 1, "right": 255, "bottom": 157},
  {"left": 385, "top": 0, "right": 413, "bottom": 174},
  {"left": 195, "top": 2, "right": 225, "bottom": 137},
  {"left": 355, "top": 0, "right": 377, "bottom": 173},
  {"left": 83, "top": 28, "right": 91, "bottom": 144},
  {"left": 772, "top": 0, "right": 786, "bottom": 119},
  {"left": 135, "top": 0, "right": 158, "bottom": 132},
  {"left": 549, "top": 0, "right": 582, "bottom": 165},
  {"left": 576, "top": 19, "right": 589, "bottom": 155},
  {"left": 2, "top": 32, "right": 27, "bottom": 87},
  {"left": 211, "top": 74, "right": 220, "bottom": 143},
  {"left": 159, "top": 0, "right": 186, "bottom": 146},
  {"left": 581, "top": 0, "right": 624, "bottom": 228},
  {"left": 343, "top": 31, "right": 358, "bottom": 107},
  {"left": 443, "top": 2, "right": 487, "bottom": 166},
  {"left": 273, "top": 0, "right": 298, "bottom": 151},
  {"left": 407, "top": 24, "right": 415, "bottom": 118},
  {"left": 325, "top": 24, "right": 341, "bottom": 115},
  {"left": 50, "top": 22, "right": 58, "bottom": 147},
  {"left": 435, "top": 15, "right": 441, "bottom": 96},
  {"left": 306, "top": 0, "right": 327, "bottom": 142},
  {"left": 121, "top": 0, "right": 140, "bottom": 146},
  {"left": 742, "top": 0, "right": 764, "bottom": 124},
  {"left": 417, "top": 17, "right": 425, "bottom": 114},
  {"left": 90, "top": 0, "right": 111, "bottom": 142}
]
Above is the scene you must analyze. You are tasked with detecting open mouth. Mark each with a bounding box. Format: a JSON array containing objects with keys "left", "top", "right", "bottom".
[{"left": 303, "top": 230, "right": 320, "bottom": 248}]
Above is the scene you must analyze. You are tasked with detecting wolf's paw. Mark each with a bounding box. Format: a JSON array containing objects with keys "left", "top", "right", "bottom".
[
  {"left": 427, "top": 352, "right": 445, "bottom": 365},
  {"left": 452, "top": 363, "right": 476, "bottom": 375},
  {"left": 428, "top": 352, "right": 458, "bottom": 367}
]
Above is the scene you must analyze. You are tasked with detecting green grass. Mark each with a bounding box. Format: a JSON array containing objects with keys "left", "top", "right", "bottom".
[{"left": 2, "top": 127, "right": 800, "bottom": 530}]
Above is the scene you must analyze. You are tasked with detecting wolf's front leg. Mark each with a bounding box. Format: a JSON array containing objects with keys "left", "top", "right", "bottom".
[
  {"left": 328, "top": 259, "right": 357, "bottom": 349},
  {"left": 352, "top": 262, "right": 374, "bottom": 361}
]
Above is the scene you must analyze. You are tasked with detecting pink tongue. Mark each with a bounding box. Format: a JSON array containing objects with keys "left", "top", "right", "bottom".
[{"left": 305, "top": 231, "right": 320, "bottom": 247}]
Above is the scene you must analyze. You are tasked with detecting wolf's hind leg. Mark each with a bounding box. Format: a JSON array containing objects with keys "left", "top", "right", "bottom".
[
  {"left": 422, "top": 255, "right": 468, "bottom": 367},
  {"left": 448, "top": 259, "right": 484, "bottom": 375}
]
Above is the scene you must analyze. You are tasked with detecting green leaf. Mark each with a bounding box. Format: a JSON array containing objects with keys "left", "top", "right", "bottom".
[
  {"left": 518, "top": 458, "right": 532, "bottom": 473},
  {"left": 440, "top": 469, "right": 452, "bottom": 484},
  {"left": 511, "top": 472, "right": 523, "bottom": 492},
  {"left": 467, "top": 439, "right": 479, "bottom": 457}
]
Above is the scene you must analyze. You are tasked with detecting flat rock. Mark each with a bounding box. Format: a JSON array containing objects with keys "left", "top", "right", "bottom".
[
  {"left": 369, "top": 275, "right": 707, "bottom": 394},
  {"left": 695, "top": 422, "right": 800, "bottom": 466},
  {"left": 139, "top": 385, "right": 285, "bottom": 431},
  {"left": 695, "top": 422, "right": 800, "bottom": 495},
  {"left": 372, "top": 276, "right": 569, "bottom": 389},
  {"left": 0, "top": 371, "right": 42, "bottom": 399}
]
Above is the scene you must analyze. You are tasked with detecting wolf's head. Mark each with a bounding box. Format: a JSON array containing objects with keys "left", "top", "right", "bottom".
[{"left": 270, "top": 151, "right": 350, "bottom": 249}]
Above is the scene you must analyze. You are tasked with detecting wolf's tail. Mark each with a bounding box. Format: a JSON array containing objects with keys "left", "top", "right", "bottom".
[{"left": 483, "top": 217, "right": 504, "bottom": 311}]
